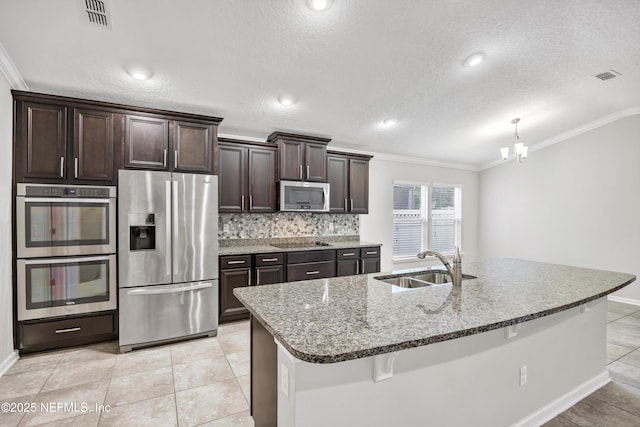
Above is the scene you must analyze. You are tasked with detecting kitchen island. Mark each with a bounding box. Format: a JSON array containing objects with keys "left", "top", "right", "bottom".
[{"left": 234, "top": 259, "right": 635, "bottom": 427}]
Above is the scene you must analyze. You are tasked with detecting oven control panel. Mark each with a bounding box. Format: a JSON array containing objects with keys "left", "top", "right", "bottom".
[{"left": 18, "top": 183, "right": 116, "bottom": 198}]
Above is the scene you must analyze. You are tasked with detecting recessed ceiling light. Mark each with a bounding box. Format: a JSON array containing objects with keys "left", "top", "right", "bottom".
[
  {"left": 277, "top": 95, "right": 296, "bottom": 106},
  {"left": 126, "top": 66, "right": 152, "bottom": 80},
  {"left": 306, "top": 0, "right": 332, "bottom": 11},
  {"left": 463, "top": 52, "right": 485, "bottom": 68},
  {"left": 382, "top": 118, "right": 398, "bottom": 126}
]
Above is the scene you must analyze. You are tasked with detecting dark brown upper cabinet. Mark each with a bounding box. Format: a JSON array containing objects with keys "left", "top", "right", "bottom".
[
  {"left": 73, "top": 108, "right": 115, "bottom": 182},
  {"left": 267, "top": 132, "right": 330, "bottom": 182},
  {"left": 14, "top": 99, "right": 118, "bottom": 184},
  {"left": 124, "top": 115, "right": 169, "bottom": 170},
  {"left": 327, "top": 151, "right": 372, "bottom": 214},
  {"left": 124, "top": 116, "right": 217, "bottom": 173},
  {"left": 218, "top": 139, "right": 277, "bottom": 213},
  {"left": 16, "top": 102, "right": 68, "bottom": 181},
  {"left": 13, "top": 91, "right": 223, "bottom": 184}
]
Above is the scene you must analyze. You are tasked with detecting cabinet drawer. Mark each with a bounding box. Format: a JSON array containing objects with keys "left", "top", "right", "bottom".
[
  {"left": 286, "top": 250, "right": 336, "bottom": 265},
  {"left": 220, "top": 255, "right": 252, "bottom": 269},
  {"left": 337, "top": 248, "right": 359, "bottom": 260},
  {"left": 287, "top": 261, "right": 335, "bottom": 282},
  {"left": 255, "top": 253, "right": 284, "bottom": 266},
  {"left": 361, "top": 247, "right": 381, "bottom": 258},
  {"left": 21, "top": 313, "right": 115, "bottom": 348}
]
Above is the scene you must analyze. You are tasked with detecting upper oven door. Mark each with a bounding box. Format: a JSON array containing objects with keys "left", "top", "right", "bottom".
[{"left": 16, "top": 192, "right": 116, "bottom": 258}]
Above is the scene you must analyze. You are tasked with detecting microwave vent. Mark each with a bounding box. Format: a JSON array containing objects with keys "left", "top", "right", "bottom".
[{"left": 83, "top": 0, "right": 112, "bottom": 29}]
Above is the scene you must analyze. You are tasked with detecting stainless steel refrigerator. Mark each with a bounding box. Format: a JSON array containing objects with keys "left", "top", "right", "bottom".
[{"left": 118, "top": 169, "right": 218, "bottom": 352}]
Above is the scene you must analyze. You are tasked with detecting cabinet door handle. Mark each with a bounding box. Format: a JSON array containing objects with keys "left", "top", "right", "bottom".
[
  {"left": 261, "top": 258, "right": 279, "bottom": 262},
  {"left": 343, "top": 252, "right": 355, "bottom": 256},
  {"left": 241, "top": 195, "right": 245, "bottom": 211},
  {"left": 174, "top": 150, "right": 178, "bottom": 168},
  {"left": 256, "top": 269, "right": 261, "bottom": 285},
  {"left": 163, "top": 149, "right": 167, "bottom": 168},
  {"left": 356, "top": 259, "right": 360, "bottom": 274},
  {"left": 227, "top": 260, "right": 246, "bottom": 265},
  {"left": 306, "top": 270, "right": 320, "bottom": 275},
  {"left": 344, "top": 199, "right": 347, "bottom": 211},
  {"left": 249, "top": 195, "right": 253, "bottom": 211},
  {"left": 350, "top": 199, "right": 354, "bottom": 211},
  {"left": 299, "top": 164, "right": 303, "bottom": 180},
  {"left": 249, "top": 270, "right": 252, "bottom": 286},
  {"left": 59, "top": 157, "right": 64, "bottom": 178},
  {"left": 306, "top": 165, "right": 310, "bottom": 179},
  {"left": 360, "top": 259, "right": 365, "bottom": 274},
  {"left": 366, "top": 251, "right": 378, "bottom": 255},
  {"left": 55, "top": 327, "right": 81, "bottom": 334},
  {"left": 74, "top": 157, "right": 78, "bottom": 178}
]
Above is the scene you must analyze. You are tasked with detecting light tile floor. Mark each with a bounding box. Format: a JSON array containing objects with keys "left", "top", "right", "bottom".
[
  {"left": 3, "top": 302, "right": 640, "bottom": 426},
  {"left": 0, "top": 320, "right": 253, "bottom": 427}
]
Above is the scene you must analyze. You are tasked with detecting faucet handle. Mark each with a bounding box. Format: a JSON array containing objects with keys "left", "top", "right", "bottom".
[{"left": 453, "top": 246, "right": 461, "bottom": 263}]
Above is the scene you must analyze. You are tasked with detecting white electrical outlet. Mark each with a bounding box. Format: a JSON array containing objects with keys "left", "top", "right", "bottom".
[
  {"left": 223, "top": 223, "right": 230, "bottom": 233},
  {"left": 520, "top": 365, "right": 528, "bottom": 386}
]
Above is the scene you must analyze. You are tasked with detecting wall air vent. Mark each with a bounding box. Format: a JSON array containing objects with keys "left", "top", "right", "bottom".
[
  {"left": 83, "top": 0, "right": 112, "bottom": 29},
  {"left": 595, "top": 70, "right": 622, "bottom": 81}
]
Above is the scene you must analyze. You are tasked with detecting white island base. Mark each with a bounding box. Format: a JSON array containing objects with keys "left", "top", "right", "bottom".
[{"left": 272, "top": 298, "right": 608, "bottom": 427}]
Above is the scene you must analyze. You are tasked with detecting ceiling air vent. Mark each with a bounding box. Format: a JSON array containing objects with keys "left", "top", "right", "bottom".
[
  {"left": 595, "top": 70, "right": 622, "bottom": 81},
  {"left": 83, "top": 0, "right": 112, "bottom": 29}
]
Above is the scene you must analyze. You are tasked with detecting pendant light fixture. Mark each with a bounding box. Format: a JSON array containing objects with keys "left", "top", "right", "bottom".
[{"left": 501, "top": 118, "right": 528, "bottom": 162}]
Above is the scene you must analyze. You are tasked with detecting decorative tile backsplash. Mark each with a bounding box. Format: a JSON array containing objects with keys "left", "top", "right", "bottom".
[{"left": 219, "top": 213, "right": 359, "bottom": 239}]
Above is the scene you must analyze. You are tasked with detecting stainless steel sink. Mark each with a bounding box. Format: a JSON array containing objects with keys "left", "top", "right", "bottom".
[{"left": 375, "top": 271, "right": 476, "bottom": 289}]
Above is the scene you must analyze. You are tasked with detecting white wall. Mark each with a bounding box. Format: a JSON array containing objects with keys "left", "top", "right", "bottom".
[
  {"left": 479, "top": 114, "right": 640, "bottom": 301},
  {"left": 359, "top": 157, "right": 479, "bottom": 272},
  {"left": 0, "top": 71, "right": 15, "bottom": 371}
]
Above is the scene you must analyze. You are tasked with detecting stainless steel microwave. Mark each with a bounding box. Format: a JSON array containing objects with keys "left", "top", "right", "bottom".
[{"left": 279, "top": 181, "right": 330, "bottom": 212}]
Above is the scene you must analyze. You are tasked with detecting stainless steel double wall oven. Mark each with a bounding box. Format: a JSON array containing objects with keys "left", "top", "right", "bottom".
[{"left": 15, "top": 183, "right": 117, "bottom": 321}]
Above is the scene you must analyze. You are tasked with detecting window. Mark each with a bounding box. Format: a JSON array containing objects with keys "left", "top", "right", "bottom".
[{"left": 392, "top": 182, "right": 462, "bottom": 260}]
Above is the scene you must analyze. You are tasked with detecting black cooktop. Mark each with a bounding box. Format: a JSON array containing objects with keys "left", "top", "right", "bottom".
[{"left": 272, "top": 241, "right": 332, "bottom": 249}]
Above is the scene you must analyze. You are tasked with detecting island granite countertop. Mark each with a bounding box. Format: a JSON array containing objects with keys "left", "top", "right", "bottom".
[{"left": 233, "top": 258, "right": 635, "bottom": 363}]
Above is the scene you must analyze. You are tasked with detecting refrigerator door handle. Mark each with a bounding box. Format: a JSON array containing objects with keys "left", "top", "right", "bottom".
[
  {"left": 172, "top": 179, "right": 179, "bottom": 278},
  {"left": 165, "top": 180, "right": 172, "bottom": 277},
  {"left": 127, "top": 282, "right": 213, "bottom": 295}
]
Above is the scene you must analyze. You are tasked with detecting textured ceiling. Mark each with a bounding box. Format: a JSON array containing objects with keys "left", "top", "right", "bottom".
[{"left": 1, "top": 0, "right": 639, "bottom": 169}]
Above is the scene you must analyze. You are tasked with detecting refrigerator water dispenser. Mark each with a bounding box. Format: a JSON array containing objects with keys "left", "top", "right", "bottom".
[{"left": 129, "top": 213, "right": 156, "bottom": 251}]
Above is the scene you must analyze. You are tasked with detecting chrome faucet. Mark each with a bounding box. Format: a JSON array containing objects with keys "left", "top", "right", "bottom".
[{"left": 416, "top": 247, "right": 463, "bottom": 287}]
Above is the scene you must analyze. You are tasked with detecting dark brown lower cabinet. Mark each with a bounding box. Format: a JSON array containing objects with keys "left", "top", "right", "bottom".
[
  {"left": 361, "top": 257, "right": 381, "bottom": 274},
  {"left": 19, "top": 312, "right": 116, "bottom": 354},
  {"left": 336, "top": 246, "right": 381, "bottom": 276},
  {"left": 220, "top": 267, "right": 252, "bottom": 323},
  {"left": 285, "top": 249, "right": 336, "bottom": 282},
  {"left": 255, "top": 265, "right": 284, "bottom": 285},
  {"left": 221, "top": 253, "right": 284, "bottom": 323},
  {"left": 287, "top": 261, "right": 336, "bottom": 281}
]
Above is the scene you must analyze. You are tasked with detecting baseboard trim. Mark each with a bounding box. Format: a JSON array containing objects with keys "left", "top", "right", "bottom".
[
  {"left": 608, "top": 295, "right": 640, "bottom": 307},
  {"left": 512, "top": 370, "right": 610, "bottom": 427},
  {"left": 0, "top": 350, "right": 19, "bottom": 377}
]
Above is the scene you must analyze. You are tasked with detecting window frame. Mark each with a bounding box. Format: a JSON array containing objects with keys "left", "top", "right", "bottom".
[{"left": 392, "top": 180, "right": 463, "bottom": 262}]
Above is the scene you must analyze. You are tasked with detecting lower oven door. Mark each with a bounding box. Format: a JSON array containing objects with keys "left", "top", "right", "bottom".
[
  {"left": 17, "top": 255, "right": 117, "bottom": 321},
  {"left": 118, "top": 280, "right": 219, "bottom": 350}
]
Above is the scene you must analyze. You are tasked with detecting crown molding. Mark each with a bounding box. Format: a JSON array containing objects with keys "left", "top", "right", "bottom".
[
  {"left": 0, "top": 41, "right": 28, "bottom": 90},
  {"left": 331, "top": 146, "right": 481, "bottom": 172},
  {"left": 479, "top": 108, "right": 640, "bottom": 171}
]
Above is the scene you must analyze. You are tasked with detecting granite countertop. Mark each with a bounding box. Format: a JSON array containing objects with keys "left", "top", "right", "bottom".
[
  {"left": 218, "top": 238, "right": 381, "bottom": 256},
  {"left": 234, "top": 259, "right": 635, "bottom": 364}
]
